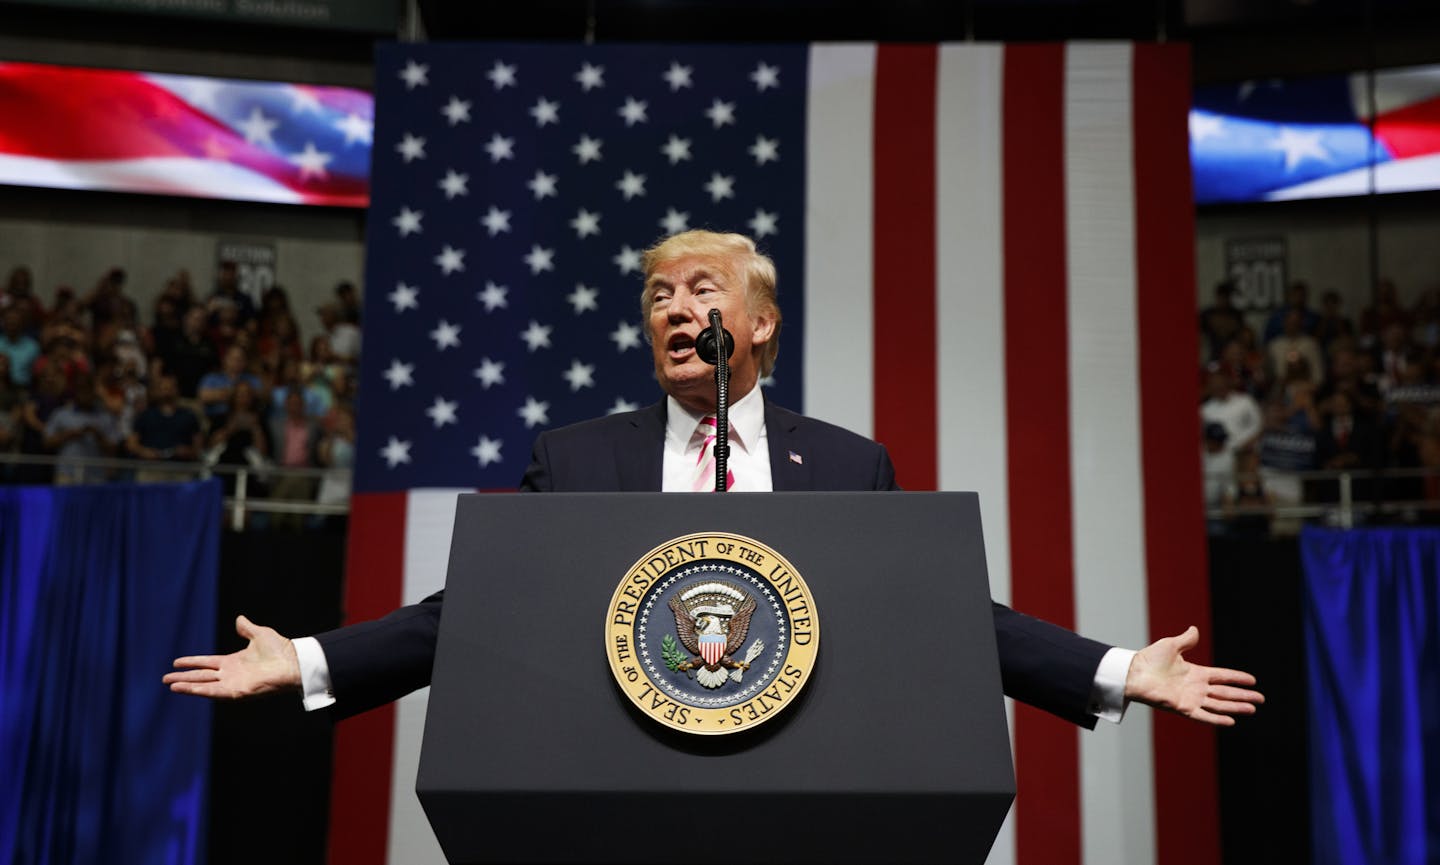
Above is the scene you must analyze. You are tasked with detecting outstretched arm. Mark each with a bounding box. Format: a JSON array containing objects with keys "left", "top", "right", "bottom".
[
  {"left": 1124, "top": 626, "right": 1263, "bottom": 726},
  {"left": 164, "top": 615, "right": 301, "bottom": 700}
]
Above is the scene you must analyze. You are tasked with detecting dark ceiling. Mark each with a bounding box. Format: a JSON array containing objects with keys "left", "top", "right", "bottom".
[{"left": 4, "top": 0, "right": 1440, "bottom": 85}]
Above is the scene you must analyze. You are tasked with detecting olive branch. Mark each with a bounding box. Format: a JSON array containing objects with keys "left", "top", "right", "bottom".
[{"left": 661, "top": 634, "right": 688, "bottom": 671}]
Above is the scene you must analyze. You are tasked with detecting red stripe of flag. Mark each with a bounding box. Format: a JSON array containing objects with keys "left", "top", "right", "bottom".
[
  {"left": 872, "top": 44, "right": 939, "bottom": 491},
  {"left": 1133, "top": 43, "right": 1221, "bottom": 865},
  {"left": 327, "top": 491, "right": 408, "bottom": 865},
  {"left": 1003, "top": 43, "right": 1082, "bottom": 865}
]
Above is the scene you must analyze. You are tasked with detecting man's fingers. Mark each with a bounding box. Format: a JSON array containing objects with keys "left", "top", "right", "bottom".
[
  {"left": 1210, "top": 684, "right": 1264, "bottom": 704},
  {"left": 163, "top": 669, "right": 220, "bottom": 684},
  {"left": 1170, "top": 625, "right": 1200, "bottom": 652},
  {"left": 171, "top": 655, "right": 223, "bottom": 670},
  {"left": 1207, "top": 667, "right": 1258, "bottom": 687},
  {"left": 169, "top": 680, "right": 236, "bottom": 699},
  {"left": 1203, "top": 698, "right": 1258, "bottom": 716},
  {"left": 1191, "top": 708, "right": 1237, "bottom": 727},
  {"left": 235, "top": 614, "right": 257, "bottom": 640}
]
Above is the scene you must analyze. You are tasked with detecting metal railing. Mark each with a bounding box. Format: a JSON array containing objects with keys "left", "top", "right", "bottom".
[
  {"left": 1203, "top": 465, "right": 1440, "bottom": 531},
  {"left": 0, "top": 452, "right": 350, "bottom": 531},
  {"left": 6, "top": 452, "right": 1438, "bottom": 533}
]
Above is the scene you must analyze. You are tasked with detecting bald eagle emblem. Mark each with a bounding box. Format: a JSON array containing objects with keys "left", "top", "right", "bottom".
[{"left": 661, "top": 581, "right": 766, "bottom": 689}]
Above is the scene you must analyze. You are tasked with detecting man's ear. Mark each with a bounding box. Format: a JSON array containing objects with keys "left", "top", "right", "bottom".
[{"left": 751, "top": 308, "right": 776, "bottom": 347}]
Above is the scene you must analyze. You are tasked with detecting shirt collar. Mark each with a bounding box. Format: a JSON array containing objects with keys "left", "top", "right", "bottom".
[{"left": 665, "top": 385, "right": 766, "bottom": 453}]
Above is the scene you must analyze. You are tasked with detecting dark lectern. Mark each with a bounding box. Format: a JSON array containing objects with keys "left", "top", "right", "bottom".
[{"left": 417, "top": 492, "right": 1014, "bottom": 864}]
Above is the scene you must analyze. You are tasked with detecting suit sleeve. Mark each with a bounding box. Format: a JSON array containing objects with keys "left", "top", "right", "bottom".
[
  {"left": 310, "top": 433, "right": 558, "bottom": 719},
  {"left": 872, "top": 439, "right": 1112, "bottom": 727},
  {"left": 519, "top": 431, "right": 553, "bottom": 492},
  {"left": 312, "top": 590, "right": 444, "bottom": 720},
  {"left": 992, "top": 603, "right": 1110, "bottom": 729}
]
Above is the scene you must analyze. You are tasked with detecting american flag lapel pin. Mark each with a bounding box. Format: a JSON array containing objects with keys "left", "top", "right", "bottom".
[{"left": 788, "top": 450, "right": 803, "bottom": 465}]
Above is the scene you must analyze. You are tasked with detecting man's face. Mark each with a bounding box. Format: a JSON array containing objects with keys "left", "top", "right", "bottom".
[{"left": 646, "top": 253, "right": 774, "bottom": 414}]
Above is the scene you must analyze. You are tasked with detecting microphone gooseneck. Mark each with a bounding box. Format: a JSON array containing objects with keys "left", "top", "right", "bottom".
[{"left": 704, "top": 309, "right": 730, "bottom": 493}]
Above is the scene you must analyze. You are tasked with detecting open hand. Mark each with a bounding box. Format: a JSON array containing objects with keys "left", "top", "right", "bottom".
[
  {"left": 164, "top": 615, "right": 301, "bottom": 700},
  {"left": 1124, "top": 626, "right": 1263, "bottom": 726}
]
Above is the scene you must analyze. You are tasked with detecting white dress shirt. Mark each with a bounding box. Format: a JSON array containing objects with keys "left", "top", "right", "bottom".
[{"left": 296, "top": 389, "right": 1134, "bottom": 721}]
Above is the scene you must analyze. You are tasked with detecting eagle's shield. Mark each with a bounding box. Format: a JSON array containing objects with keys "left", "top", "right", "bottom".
[{"left": 699, "top": 634, "right": 725, "bottom": 666}]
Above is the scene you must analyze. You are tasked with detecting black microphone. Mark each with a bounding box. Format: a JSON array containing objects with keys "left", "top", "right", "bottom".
[
  {"left": 700, "top": 309, "right": 730, "bottom": 492},
  {"left": 696, "top": 323, "right": 734, "bottom": 364}
]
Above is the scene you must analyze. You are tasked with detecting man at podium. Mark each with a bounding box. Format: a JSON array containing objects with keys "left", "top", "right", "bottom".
[{"left": 167, "top": 230, "right": 1262, "bottom": 731}]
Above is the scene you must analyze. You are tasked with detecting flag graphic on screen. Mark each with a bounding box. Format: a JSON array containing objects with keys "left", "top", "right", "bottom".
[
  {"left": 340, "top": 41, "right": 1212, "bottom": 865},
  {"left": 1192, "top": 65, "right": 1440, "bottom": 203},
  {"left": 0, "top": 61, "right": 371, "bottom": 206}
]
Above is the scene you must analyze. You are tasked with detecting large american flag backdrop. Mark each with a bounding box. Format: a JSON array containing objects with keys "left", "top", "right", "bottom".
[{"left": 340, "top": 41, "right": 1208, "bottom": 865}]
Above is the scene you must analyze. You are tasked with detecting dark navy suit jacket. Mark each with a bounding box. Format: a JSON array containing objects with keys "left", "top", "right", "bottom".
[{"left": 318, "top": 400, "right": 1111, "bottom": 726}]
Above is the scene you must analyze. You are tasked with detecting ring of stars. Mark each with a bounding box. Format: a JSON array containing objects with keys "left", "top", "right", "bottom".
[{"left": 635, "top": 564, "right": 787, "bottom": 709}]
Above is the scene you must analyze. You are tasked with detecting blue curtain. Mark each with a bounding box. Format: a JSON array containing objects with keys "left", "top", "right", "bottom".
[
  {"left": 0, "top": 480, "right": 220, "bottom": 865},
  {"left": 1303, "top": 526, "right": 1440, "bottom": 865}
]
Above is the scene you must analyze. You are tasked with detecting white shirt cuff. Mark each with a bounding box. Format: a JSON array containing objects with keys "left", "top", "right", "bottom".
[
  {"left": 292, "top": 636, "right": 336, "bottom": 712},
  {"left": 1089, "top": 647, "right": 1137, "bottom": 724}
]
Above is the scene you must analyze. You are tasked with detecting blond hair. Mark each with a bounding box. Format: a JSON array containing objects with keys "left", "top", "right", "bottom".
[{"left": 640, "top": 230, "right": 781, "bottom": 376}]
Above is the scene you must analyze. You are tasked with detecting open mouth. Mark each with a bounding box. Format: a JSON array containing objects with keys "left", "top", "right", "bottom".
[{"left": 667, "top": 332, "right": 696, "bottom": 360}]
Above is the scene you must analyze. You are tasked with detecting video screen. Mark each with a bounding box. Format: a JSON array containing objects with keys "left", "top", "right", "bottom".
[
  {"left": 1193, "top": 64, "right": 1440, "bottom": 204},
  {"left": 0, "top": 61, "right": 371, "bottom": 207}
]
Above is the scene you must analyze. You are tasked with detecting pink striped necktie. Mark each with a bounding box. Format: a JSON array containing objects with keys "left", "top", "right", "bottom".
[{"left": 690, "top": 416, "right": 735, "bottom": 492}]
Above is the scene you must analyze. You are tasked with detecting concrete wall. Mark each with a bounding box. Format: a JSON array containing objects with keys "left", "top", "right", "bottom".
[{"left": 1195, "top": 199, "right": 1440, "bottom": 326}]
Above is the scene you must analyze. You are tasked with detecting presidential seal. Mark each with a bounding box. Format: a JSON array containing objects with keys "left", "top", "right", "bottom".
[{"left": 605, "top": 532, "right": 819, "bottom": 735}]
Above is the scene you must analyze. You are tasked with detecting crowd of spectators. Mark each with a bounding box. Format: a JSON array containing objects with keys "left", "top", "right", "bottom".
[
  {"left": 0, "top": 262, "right": 360, "bottom": 527},
  {"left": 1200, "top": 277, "right": 1440, "bottom": 534}
]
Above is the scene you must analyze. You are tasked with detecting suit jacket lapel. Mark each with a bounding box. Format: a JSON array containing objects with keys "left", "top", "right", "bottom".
[
  {"left": 765, "top": 400, "right": 813, "bottom": 491},
  {"left": 619, "top": 399, "right": 667, "bottom": 491}
]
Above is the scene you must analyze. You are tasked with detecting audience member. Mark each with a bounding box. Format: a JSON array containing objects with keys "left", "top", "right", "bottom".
[
  {"left": 1314, "top": 289, "right": 1355, "bottom": 356},
  {"left": 1, "top": 266, "right": 46, "bottom": 333},
  {"left": 0, "top": 355, "right": 21, "bottom": 481},
  {"left": 43, "top": 373, "right": 119, "bottom": 485},
  {"left": 1409, "top": 288, "right": 1440, "bottom": 351},
  {"left": 82, "top": 267, "right": 138, "bottom": 336},
  {"left": 207, "top": 261, "right": 257, "bottom": 328},
  {"left": 0, "top": 308, "right": 39, "bottom": 388},
  {"left": 266, "top": 358, "right": 326, "bottom": 431},
  {"left": 268, "top": 390, "right": 320, "bottom": 530},
  {"left": 207, "top": 380, "right": 270, "bottom": 497},
  {"left": 334, "top": 280, "right": 361, "bottom": 325},
  {"left": 1221, "top": 447, "right": 1273, "bottom": 537},
  {"left": 1319, "top": 345, "right": 1384, "bottom": 419},
  {"left": 317, "top": 303, "right": 360, "bottom": 364},
  {"left": 1263, "top": 281, "right": 1319, "bottom": 344},
  {"left": 1198, "top": 280, "right": 1245, "bottom": 361},
  {"left": 159, "top": 307, "right": 220, "bottom": 399},
  {"left": 1267, "top": 308, "right": 1326, "bottom": 386},
  {"left": 18, "top": 365, "right": 67, "bottom": 484},
  {"left": 97, "top": 355, "right": 147, "bottom": 438},
  {"left": 199, "top": 346, "right": 263, "bottom": 420},
  {"left": 1256, "top": 400, "right": 1315, "bottom": 532},
  {"left": 1275, "top": 357, "right": 1322, "bottom": 436},
  {"left": 316, "top": 402, "right": 355, "bottom": 511},
  {"left": 1201, "top": 365, "right": 1263, "bottom": 456},
  {"left": 256, "top": 313, "right": 304, "bottom": 378},
  {"left": 128, "top": 375, "right": 203, "bottom": 483},
  {"left": 259, "top": 285, "right": 292, "bottom": 325},
  {"left": 1360, "top": 278, "right": 1408, "bottom": 347},
  {"left": 1202, "top": 422, "right": 1232, "bottom": 509},
  {"left": 207, "top": 301, "right": 244, "bottom": 360},
  {"left": 1317, "top": 391, "right": 1382, "bottom": 471},
  {"left": 1218, "top": 334, "right": 1266, "bottom": 398},
  {"left": 1373, "top": 322, "right": 1412, "bottom": 395},
  {"left": 31, "top": 328, "right": 92, "bottom": 393}
]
